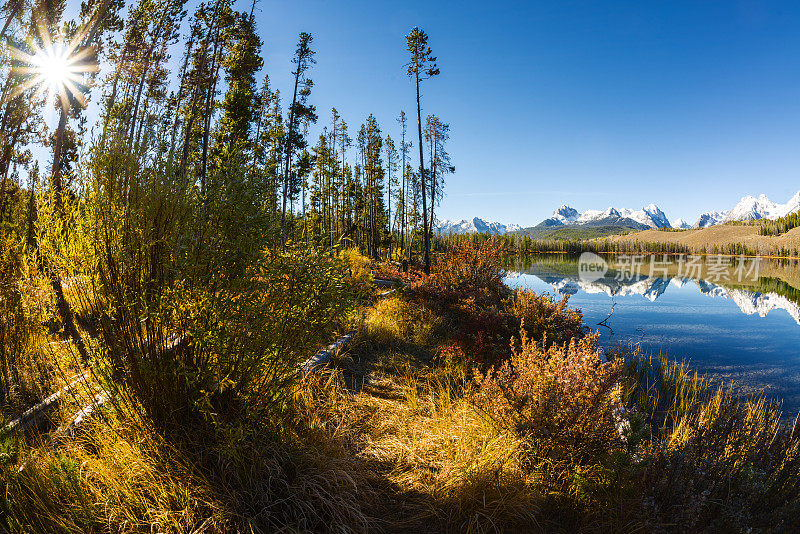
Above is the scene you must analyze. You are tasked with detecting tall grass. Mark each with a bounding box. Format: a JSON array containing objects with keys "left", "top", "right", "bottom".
[{"left": 622, "top": 351, "right": 800, "bottom": 530}]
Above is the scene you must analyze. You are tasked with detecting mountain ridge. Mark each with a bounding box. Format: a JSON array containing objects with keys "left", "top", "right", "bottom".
[
  {"left": 435, "top": 217, "right": 521, "bottom": 235},
  {"left": 438, "top": 190, "right": 800, "bottom": 236}
]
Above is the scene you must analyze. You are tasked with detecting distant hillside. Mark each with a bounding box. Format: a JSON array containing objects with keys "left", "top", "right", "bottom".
[
  {"left": 607, "top": 225, "right": 800, "bottom": 257},
  {"left": 515, "top": 224, "right": 639, "bottom": 240}
]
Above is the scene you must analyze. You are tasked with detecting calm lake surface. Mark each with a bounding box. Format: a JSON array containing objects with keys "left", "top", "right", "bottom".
[{"left": 506, "top": 253, "right": 800, "bottom": 413}]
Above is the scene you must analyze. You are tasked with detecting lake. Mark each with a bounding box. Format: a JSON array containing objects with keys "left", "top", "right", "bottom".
[{"left": 506, "top": 253, "right": 800, "bottom": 414}]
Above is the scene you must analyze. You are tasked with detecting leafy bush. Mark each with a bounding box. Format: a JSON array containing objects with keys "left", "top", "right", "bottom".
[
  {"left": 508, "top": 289, "right": 587, "bottom": 347},
  {"left": 473, "top": 331, "right": 624, "bottom": 476},
  {"left": 85, "top": 247, "right": 358, "bottom": 432},
  {"left": 430, "top": 239, "right": 506, "bottom": 300},
  {"left": 405, "top": 242, "right": 589, "bottom": 366},
  {"left": 0, "top": 235, "right": 52, "bottom": 414}
]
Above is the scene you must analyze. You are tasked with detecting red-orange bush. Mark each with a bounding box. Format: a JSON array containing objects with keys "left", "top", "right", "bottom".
[
  {"left": 508, "top": 289, "right": 587, "bottom": 347},
  {"left": 406, "top": 241, "right": 589, "bottom": 367},
  {"left": 430, "top": 240, "right": 506, "bottom": 300},
  {"left": 473, "top": 331, "right": 623, "bottom": 467},
  {"left": 370, "top": 261, "right": 426, "bottom": 285}
]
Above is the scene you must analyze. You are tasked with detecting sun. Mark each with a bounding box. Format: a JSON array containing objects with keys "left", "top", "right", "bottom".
[
  {"left": 7, "top": 32, "right": 98, "bottom": 108},
  {"left": 31, "top": 43, "right": 79, "bottom": 93}
]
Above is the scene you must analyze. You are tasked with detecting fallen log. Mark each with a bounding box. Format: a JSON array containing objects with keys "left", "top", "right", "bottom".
[
  {"left": 301, "top": 330, "right": 357, "bottom": 374},
  {"left": 1, "top": 373, "right": 87, "bottom": 437}
]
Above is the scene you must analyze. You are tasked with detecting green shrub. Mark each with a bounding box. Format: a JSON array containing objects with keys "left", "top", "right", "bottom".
[{"left": 80, "top": 246, "right": 358, "bottom": 433}]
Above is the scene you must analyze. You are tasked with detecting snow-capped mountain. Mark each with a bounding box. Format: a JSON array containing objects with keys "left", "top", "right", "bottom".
[
  {"left": 576, "top": 277, "right": 671, "bottom": 302},
  {"left": 543, "top": 205, "right": 579, "bottom": 226},
  {"left": 727, "top": 289, "right": 800, "bottom": 325},
  {"left": 691, "top": 191, "right": 800, "bottom": 228},
  {"left": 696, "top": 281, "right": 800, "bottom": 325},
  {"left": 622, "top": 204, "right": 671, "bottom": 228},
  {"left": 505, "top": 271, "right": 670, "bottom": 301},
  {"left": 445, "top": 190, "right": 800, "bottom": 235},
  {"left": 694, "top": 211, "right": 728, "bottom": 229},
  {"left": 435, "top": 217, "right": 521, "bottom": 235},
  {"left": 539, "top": 204, "right": 671, "bottom": 229},
  {"left": 723, "top": 191, "right": 800, "bottom": 223}
]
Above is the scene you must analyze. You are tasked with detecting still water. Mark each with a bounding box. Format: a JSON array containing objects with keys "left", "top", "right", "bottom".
[{"left": 506, "top": 253, "right": 800, "bottom": 413}]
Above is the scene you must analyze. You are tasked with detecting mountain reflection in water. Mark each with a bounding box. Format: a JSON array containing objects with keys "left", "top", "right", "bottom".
[
  {"left": 505, "top": 272, "right": 800, "bottom": 325},
  {"left": 505, "top": 254, "right": 800, "bottom": 414}
]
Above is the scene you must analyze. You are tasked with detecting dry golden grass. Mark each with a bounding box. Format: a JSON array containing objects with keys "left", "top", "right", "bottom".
[
  {"left": 6, "top": 376, "right": 386, "bottom": 534},
  {"left": 8, "top": 414, "right": 224, "bottom": 533},
  {"left": 610, "top": 225, "right": 800, "bottom": 256},
  {"left": 363, "top": 296, "right": 443, "bottom": 348},
  {"left": 326, "top": 347, "right": 543, "bottom": 533}
]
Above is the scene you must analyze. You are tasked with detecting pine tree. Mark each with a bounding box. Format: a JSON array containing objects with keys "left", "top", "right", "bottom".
[
  {"left": 384, "top": 134, "right": 397, "bottom": 260},
  {"left": 281, "top": 32, "right": 317, "bottom": 246},
  {"left": 405, "top": 26, "right": 438, "bottom": 273},
  {"left": 397, "top": 110, "right": 412, "bottom": 258},
  {"left": 424, "top": 114, "right": 452, "bottom": 236},
  {"left": 204, "top": 7, "right": 267, "bottom": 280}
]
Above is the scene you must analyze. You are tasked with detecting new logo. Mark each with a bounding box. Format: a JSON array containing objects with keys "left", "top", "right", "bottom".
[{"left": 578, "top": 252, "right": 608, "bottom": 282}]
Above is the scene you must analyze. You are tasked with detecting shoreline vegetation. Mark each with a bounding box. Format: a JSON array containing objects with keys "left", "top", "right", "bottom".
[
  {"left": 435, "top": 223, "right": 800, "bottom": 260},
  {"left": 4, "top": 242, "right": 800, "bottom": 532}
]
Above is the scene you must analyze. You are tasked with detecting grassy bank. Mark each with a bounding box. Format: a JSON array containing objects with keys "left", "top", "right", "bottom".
[{"left": 3, "top": 242, "right": 800, "bottom": 532}]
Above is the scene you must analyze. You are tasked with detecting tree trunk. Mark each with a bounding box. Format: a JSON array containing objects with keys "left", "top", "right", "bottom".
[
  {"left": 47, "top": 106, "right": 89, "bottom": 363},
  {"left": 0, "top": 142, "right": 14, "bottom": 224},
  {"left": 51, "top": 106, "right": 68, "bottom": 212},
  {"left": 415, "top": 72, "right": 429, "bottom": 274},
  {"left": 281, "top": 62, "right": 302, "bottom": 247},
  {"left": 25, "top": 176, "right": 36, "bottom": 251},
  {"left": 428, "top": 134, "right": 437, "bottom": 243}
]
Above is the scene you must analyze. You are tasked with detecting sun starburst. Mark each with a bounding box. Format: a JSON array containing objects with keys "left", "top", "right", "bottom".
[{"left": 7, "top": 27, "right": 99, "bottom": 109}]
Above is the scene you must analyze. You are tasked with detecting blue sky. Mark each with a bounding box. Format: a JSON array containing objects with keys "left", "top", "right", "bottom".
[
  {"left": 249, "top": 0, "right": 800, "bottom": 227},
  {"left": 50, "top": 0, "right": 800, "bottom": 227}
]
